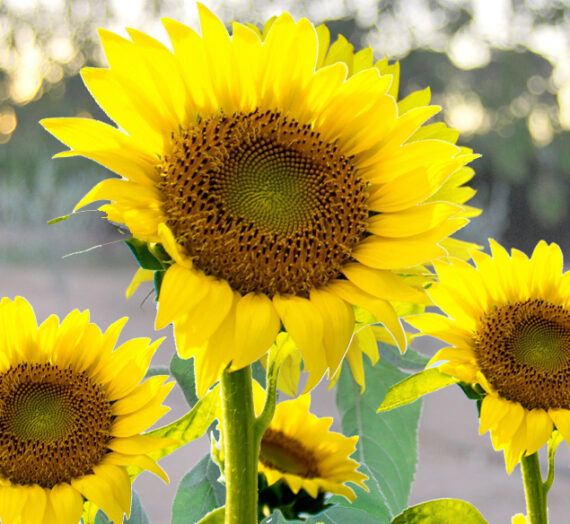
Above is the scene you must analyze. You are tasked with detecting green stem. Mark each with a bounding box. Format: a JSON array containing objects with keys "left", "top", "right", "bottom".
[
  {"left": 221, "top": 366, "right": 258, "bottom": 524},
  {"left": 520, "top": 453, "right": 548, "bottom": 524},
  {"left": 254, "top": 348, "right": 281, "bottom": 440}
]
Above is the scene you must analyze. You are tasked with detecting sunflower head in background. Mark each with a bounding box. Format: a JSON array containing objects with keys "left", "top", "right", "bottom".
[
  {"left": 42, "top": 4, "right": 479, "bottom": 396},
  {"left": 0, "top": 297, "right": 173, "bottom": 524},
  {"left": 212, "top": 381, "right": 368, "bottom": 519},
  {"left": 407, "top": 240, "right": 570, "bottom": 473}
]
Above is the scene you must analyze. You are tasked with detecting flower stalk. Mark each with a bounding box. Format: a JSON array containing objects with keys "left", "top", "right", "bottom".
[
  {"left": 220, "top": 365, "right": 260, "bottom": 524},
  {"left": 520, "top": 452, "right": 548, "bottom": 524}
]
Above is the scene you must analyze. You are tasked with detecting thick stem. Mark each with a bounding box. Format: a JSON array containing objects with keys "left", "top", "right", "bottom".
[
  {"left": 520, "top": 453, "right": 548, "bottom": 524},
  {"left": 221, "top": 366, "right": 258, "bottom": 524}
]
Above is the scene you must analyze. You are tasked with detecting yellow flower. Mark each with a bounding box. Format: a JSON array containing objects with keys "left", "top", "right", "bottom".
[
  {"left": 41, "top": 5, "right": 478, "bottom": 396},
  {"left": 253, "top": 383, "right": 368, "bottom": 501},
  {"left": 0, "top": 297, "right": 173, "bottom": 524},
  {"left": 407, "top": 240, "right": 570, "bottom": 473}
]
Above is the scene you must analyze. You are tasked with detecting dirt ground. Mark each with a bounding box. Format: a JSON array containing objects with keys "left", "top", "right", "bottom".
[{"left": 3, "top": 262, "right": 570, "bottom": 524}]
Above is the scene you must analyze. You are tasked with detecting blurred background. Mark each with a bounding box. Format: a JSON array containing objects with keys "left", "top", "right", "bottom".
[{"left": 1, "top": 1, "right": 570, "bottom": 523}]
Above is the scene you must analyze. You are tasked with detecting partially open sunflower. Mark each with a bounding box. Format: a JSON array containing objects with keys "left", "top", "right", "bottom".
[
  {"left": 42, "top": 4, "right": 478, "bottom": 396},
  {"left": 407, "top": 240, "right": 570, "bottom": 472},
  {"left": 0, "top": 297, "right": 173, "bottom": 524}
]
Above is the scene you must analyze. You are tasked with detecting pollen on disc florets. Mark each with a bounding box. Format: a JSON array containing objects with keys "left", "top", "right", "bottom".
[
  {"left": 0, "top": 362, "right": 112, "bottom": 488},
  {"left": 474, "top": 299, "right": 570, "bottom": 410},
  {"left": 260, "top": 428, "right": 320, "bottom": 479},
  {"left": 159, "top": 109, "right": 369, "bottom": 297}
]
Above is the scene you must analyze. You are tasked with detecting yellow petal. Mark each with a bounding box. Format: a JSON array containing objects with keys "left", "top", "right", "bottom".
[
  {"left": 524, "top": 409, "right": 553, "bottom": 454},
  {"left": 367, "top": 202, "right": 462, "bottom": 238},
  {"left": 352, "top": 218, "right": 467, "bottom": 269},
  {"left": 479, "top": 395, "right": 509, "bottom": 435},
  {"left": 328, "top": 279, "right": 406, "bottom": 352},
  {"left": 126, "top": 268, "right": 154, "bottom": 299},
  {"left": 548, "top": 409, "right": 570, "bottom": 443},
  {"left": 108, "top": 435, "right": 178, "bottom": 455},
  {"left": 309, "top": 288, "right": 354, "bottom": 375},
  {"left": 342, "top": 263, "right": 429, "bottom": 304},
  {"left": 72, "top": 472, "right": 125, "bottom": 524},
  {"left": 273, "top": 294, "right": 325, "bottom": 391},
  {"left": 231, "top": 293, "right": 280, "bottom": 369},
  {"left": 155, "top": 264, "right": 209, "bottom": 329},
  {"left": 45, "top": 484, "right": 83, "bottom": 524},
  {"left": 112, "top": 375, "right": 170, "bottom": 416},
  {"left": 174, "top": 276, "right": 234, "bottom": 348},
  {"left": 21, "top": 485, "right": 47, "bottom": 524}
]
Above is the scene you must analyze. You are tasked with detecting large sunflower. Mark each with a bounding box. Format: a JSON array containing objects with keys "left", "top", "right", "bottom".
[
  {"left": 0, "top": 296, "right": 173, "bottom": 524},
  {"left": 407, "top": 240, "right": 570, "bottom": 473},
  {"left": 42, "top": 5, "right": 478, "bottom": 396}
]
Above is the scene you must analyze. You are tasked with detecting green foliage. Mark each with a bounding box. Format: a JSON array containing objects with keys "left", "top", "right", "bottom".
[
  {"left": 391, "top": 499, "right": 488, "bottom": 524},
  {"left": 261, "top": 507, "right": 384, "bottom": 524},
  {"left": 378, "top": 368, "right": 459, "bottom": 412},
  {"left": 196, "top": 507, "right": 226, "bottom": 524},
  {"left": 143, "top": 385, "right": 219, "bottom": 464},
  {"left": 172, "top": 456, "right": 225, "bottom": 524},
  {"left": 125, "top": 239, "right": 165, "bottom": 271},
  {"left": 170, "top": 354, "right": 199, "bottom": 408},
  {"left": 333, "top": 346, "right": 423, "bottom": 519},
  {"left": 92, "top": 491, "right": 150, "bottom": 524},
  {"left": 258, "top": 476, "right": 331, "bottom": 521}
]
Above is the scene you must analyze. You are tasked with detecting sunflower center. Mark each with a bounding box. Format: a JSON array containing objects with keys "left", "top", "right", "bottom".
[
  {"left": 474, "top": 299, "right": 570, "bottom": 410},
  {"left": 159, "top": 109, "right": 368, "bottom": 297},
  {"left": 0, "top": 362, "right": 113, "bottom": 488},
  {"left": 260, "top": 428, "right": 320, "bottom": 478}
]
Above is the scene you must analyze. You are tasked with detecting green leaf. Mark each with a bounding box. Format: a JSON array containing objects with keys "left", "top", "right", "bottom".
[
  {"left": 306, "top": 506, "right": 390, "bottom": 524},
  {"left": 170, "top": 354, "right": 199, "bottom": 408},
  {"left": 143, "top": 385, "right": 219, "bottom": 464},
  {"left": 260, "top": 506, "right": 384, "bottom": 524},
  {"left": 335, "top": 346, "right": 423, "bottom": 518},
  {"left": 92, "top": 491, "right": 150, "bottom": 524},
  {"left": 377, "top": 368, "right": 459, "bottom": 412},
  {"left": 391, "top": 499, "right": 488, "bottom": 524},
  {"left": 196, "top": 507, "right": 225, "bottom": 524},
  {"left": 172, "top": 455, "right": 225, "bottom": 524},
  {"left": 125, "top": 238, "right": 164, "bottom": 270},
  {"left": 378, "top": 344, "right": 429, "bottom": 372}
]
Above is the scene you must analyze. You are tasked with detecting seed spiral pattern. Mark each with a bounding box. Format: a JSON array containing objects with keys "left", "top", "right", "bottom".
[
  {"left": 475, "top": 299, "right": 570, "bottom": 410},
  {"left": 159, "top": 109, "right": 369, "bottom": 297},
  {"left": 0, "top": 363, "right": 112, "bottom": 487}
]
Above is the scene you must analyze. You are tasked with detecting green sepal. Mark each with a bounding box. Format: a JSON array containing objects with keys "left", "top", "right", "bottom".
[
  {"left": 196, "top": 507, "right": 225, "bottom": 524},
  {"left": 457, "top": 382, "right": 485, "bottom": 401},
  {"left": 154, "top": 270, "right": 165, "bottom": 298},
  {"left": 378, "top": 367, "right": 459, "bottom": 412},
  {"left": 391, "top": 499, "right": 488, "bottom": 524},
  {"left": 125, "top": 238, "right": 164, "bottom": 270}
]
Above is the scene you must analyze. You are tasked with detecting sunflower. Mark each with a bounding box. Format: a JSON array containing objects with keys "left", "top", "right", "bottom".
[
  {"left": 41, "top": 5, "right": 478, "bottom": 397},
  {"left": 407, "top": 240, "right": 570, "bottom": 473},
  {"left": 251, "top": 383, "right": 367, "bottom": 502},
  {"left": 0, "top": 296, "right": 173, "bottom": 524}
]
